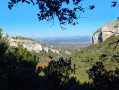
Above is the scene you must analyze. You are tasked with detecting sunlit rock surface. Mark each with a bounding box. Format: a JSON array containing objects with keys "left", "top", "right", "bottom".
[
  {"left": 9, "top": 36, "right": 60, "bottom": 54},
  {"left": 91, "top": 20, "right": 119, "bottom": 44}
]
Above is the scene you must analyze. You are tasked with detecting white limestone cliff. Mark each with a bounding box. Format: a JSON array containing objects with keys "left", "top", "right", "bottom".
[
  {"left": 91, "top": 20, "right": 119, "bottom": 44},
  {"left": 9, "top": 36, "right": 60, "bottom": 54}
]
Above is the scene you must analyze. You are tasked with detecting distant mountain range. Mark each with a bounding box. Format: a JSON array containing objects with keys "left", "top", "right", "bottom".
[{"left": 32, "top": 36, "right": 91, "bottom": 42}]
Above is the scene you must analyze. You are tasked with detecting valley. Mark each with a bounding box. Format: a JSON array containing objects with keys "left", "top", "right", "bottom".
[
  {"left": 1, "top": 0, "right": 119, "bottom": 89},
  {"left": 5, "top": 21, "right": 119, "bottom": 83},
  {"left": 33, "top": 36, "right": 91, "bottom": 49},
  {"left": 43, "top": 41, "right": 91, "bottom": 50},
  {"left": 1, "top": 20, "right": 119, "bottom": 89}
]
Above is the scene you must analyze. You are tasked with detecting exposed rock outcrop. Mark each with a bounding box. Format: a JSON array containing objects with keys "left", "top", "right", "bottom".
[
  {"left": 91, "top": 20, "right": 119, "bottom": 44},
  {"left": 64, "top": 51, "right": 71, "bottom": 55},
  {"left": 9, "top": 36, "right": 60, "bottom": 54}
]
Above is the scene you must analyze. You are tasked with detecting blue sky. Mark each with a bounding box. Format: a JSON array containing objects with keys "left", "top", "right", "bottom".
[{"left": 0, "top": 0, "right": 119, "bottom": 37}]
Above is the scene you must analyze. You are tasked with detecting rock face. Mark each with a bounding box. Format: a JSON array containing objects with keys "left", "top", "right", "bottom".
[
  {"left": 9, "top": 36, "right": 60, "bottom": 54},
  {"left": 64, "top": 51, "right": 71, "bottom": 55},
  {"left": 91, "top": 20, "right": 119, "bottom": 44}
]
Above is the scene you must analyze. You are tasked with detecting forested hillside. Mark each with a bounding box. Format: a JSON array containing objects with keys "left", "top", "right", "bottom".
[{"left": 71, "top": 35, "right": 119, "bottom": 82}]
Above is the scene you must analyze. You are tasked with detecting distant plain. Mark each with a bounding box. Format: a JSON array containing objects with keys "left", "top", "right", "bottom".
[
  {"left": 33, "top": 36, "right": 91, "bottom": 49},
  {"left": 44, "top": 41, "right": 91, "bottom": 49}
]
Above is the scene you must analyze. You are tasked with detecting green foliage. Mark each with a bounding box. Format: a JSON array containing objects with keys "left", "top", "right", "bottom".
[
  {"left": 104, "top": 49, "right": 113, "bottom": 56},
  {"left": 0, "top": 29, "right": 37, "bottom": 63},
  {"left": 88, "top": 62, "right": 119, "bottom": 89},
  {"left": 0, "top": 30, "right": 38, "bottom": 89},
  {"left": 75, "top": 35, "right": 119, "bottom": 63},
  {"left": 71, "top": 35, "right": 119, "bottom": 83},
  {"left": 0, "top": 29, "right": 9, "bottom": 58},
  {"left": 0, "top": 28, "right": 2, "bottom": 38},
  {"left": 40, "top": 57, "right": 76, "bottom": 89},
  {"left": 6, "top": 43, "right": 35, "bottom": 62},
  {"left": 8, "top": 0, "right": 94, "bottom": 29}
]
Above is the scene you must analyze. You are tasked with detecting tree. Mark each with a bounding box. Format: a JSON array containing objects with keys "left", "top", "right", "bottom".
[
  {"left": 88, "top": 62, "right": 119, "bottom": 89},
  {"left": 0, "top": 30, "right": 40, "bottom": 90},
  {"left": 39, "top": 57, "right": 76, "bottom": 90},
  {"left": 8, "top": 0, "right": 119, "bottom": 30},
  {"left": 111, "top": 1, "right": 118, "bottom": 7},
  {"left": 8, "top": 0, "right": 95, "bottom": 29},
  {"left": 0, "top": 29, "right": 9, "bottom": 58}
]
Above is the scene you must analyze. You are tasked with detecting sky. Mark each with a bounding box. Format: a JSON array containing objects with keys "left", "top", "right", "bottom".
[{"left": 0, "top": 0, "right": 119, "bottom": 38}]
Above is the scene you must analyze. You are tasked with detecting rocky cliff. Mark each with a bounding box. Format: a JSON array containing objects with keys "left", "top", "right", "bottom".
[
  {"left": 9, "top": 36, "right": 61, "bottom": 54},
  {"left": 91, "top": 20, "right": 119, "bottom": 44}
]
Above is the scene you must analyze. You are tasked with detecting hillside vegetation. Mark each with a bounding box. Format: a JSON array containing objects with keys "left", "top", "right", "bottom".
[
  {"left": 76, "top": 35, "right": 119, "bottom": 64},
  {"left": 72, "top": 35, "right": 119, "bottom": 82}
]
